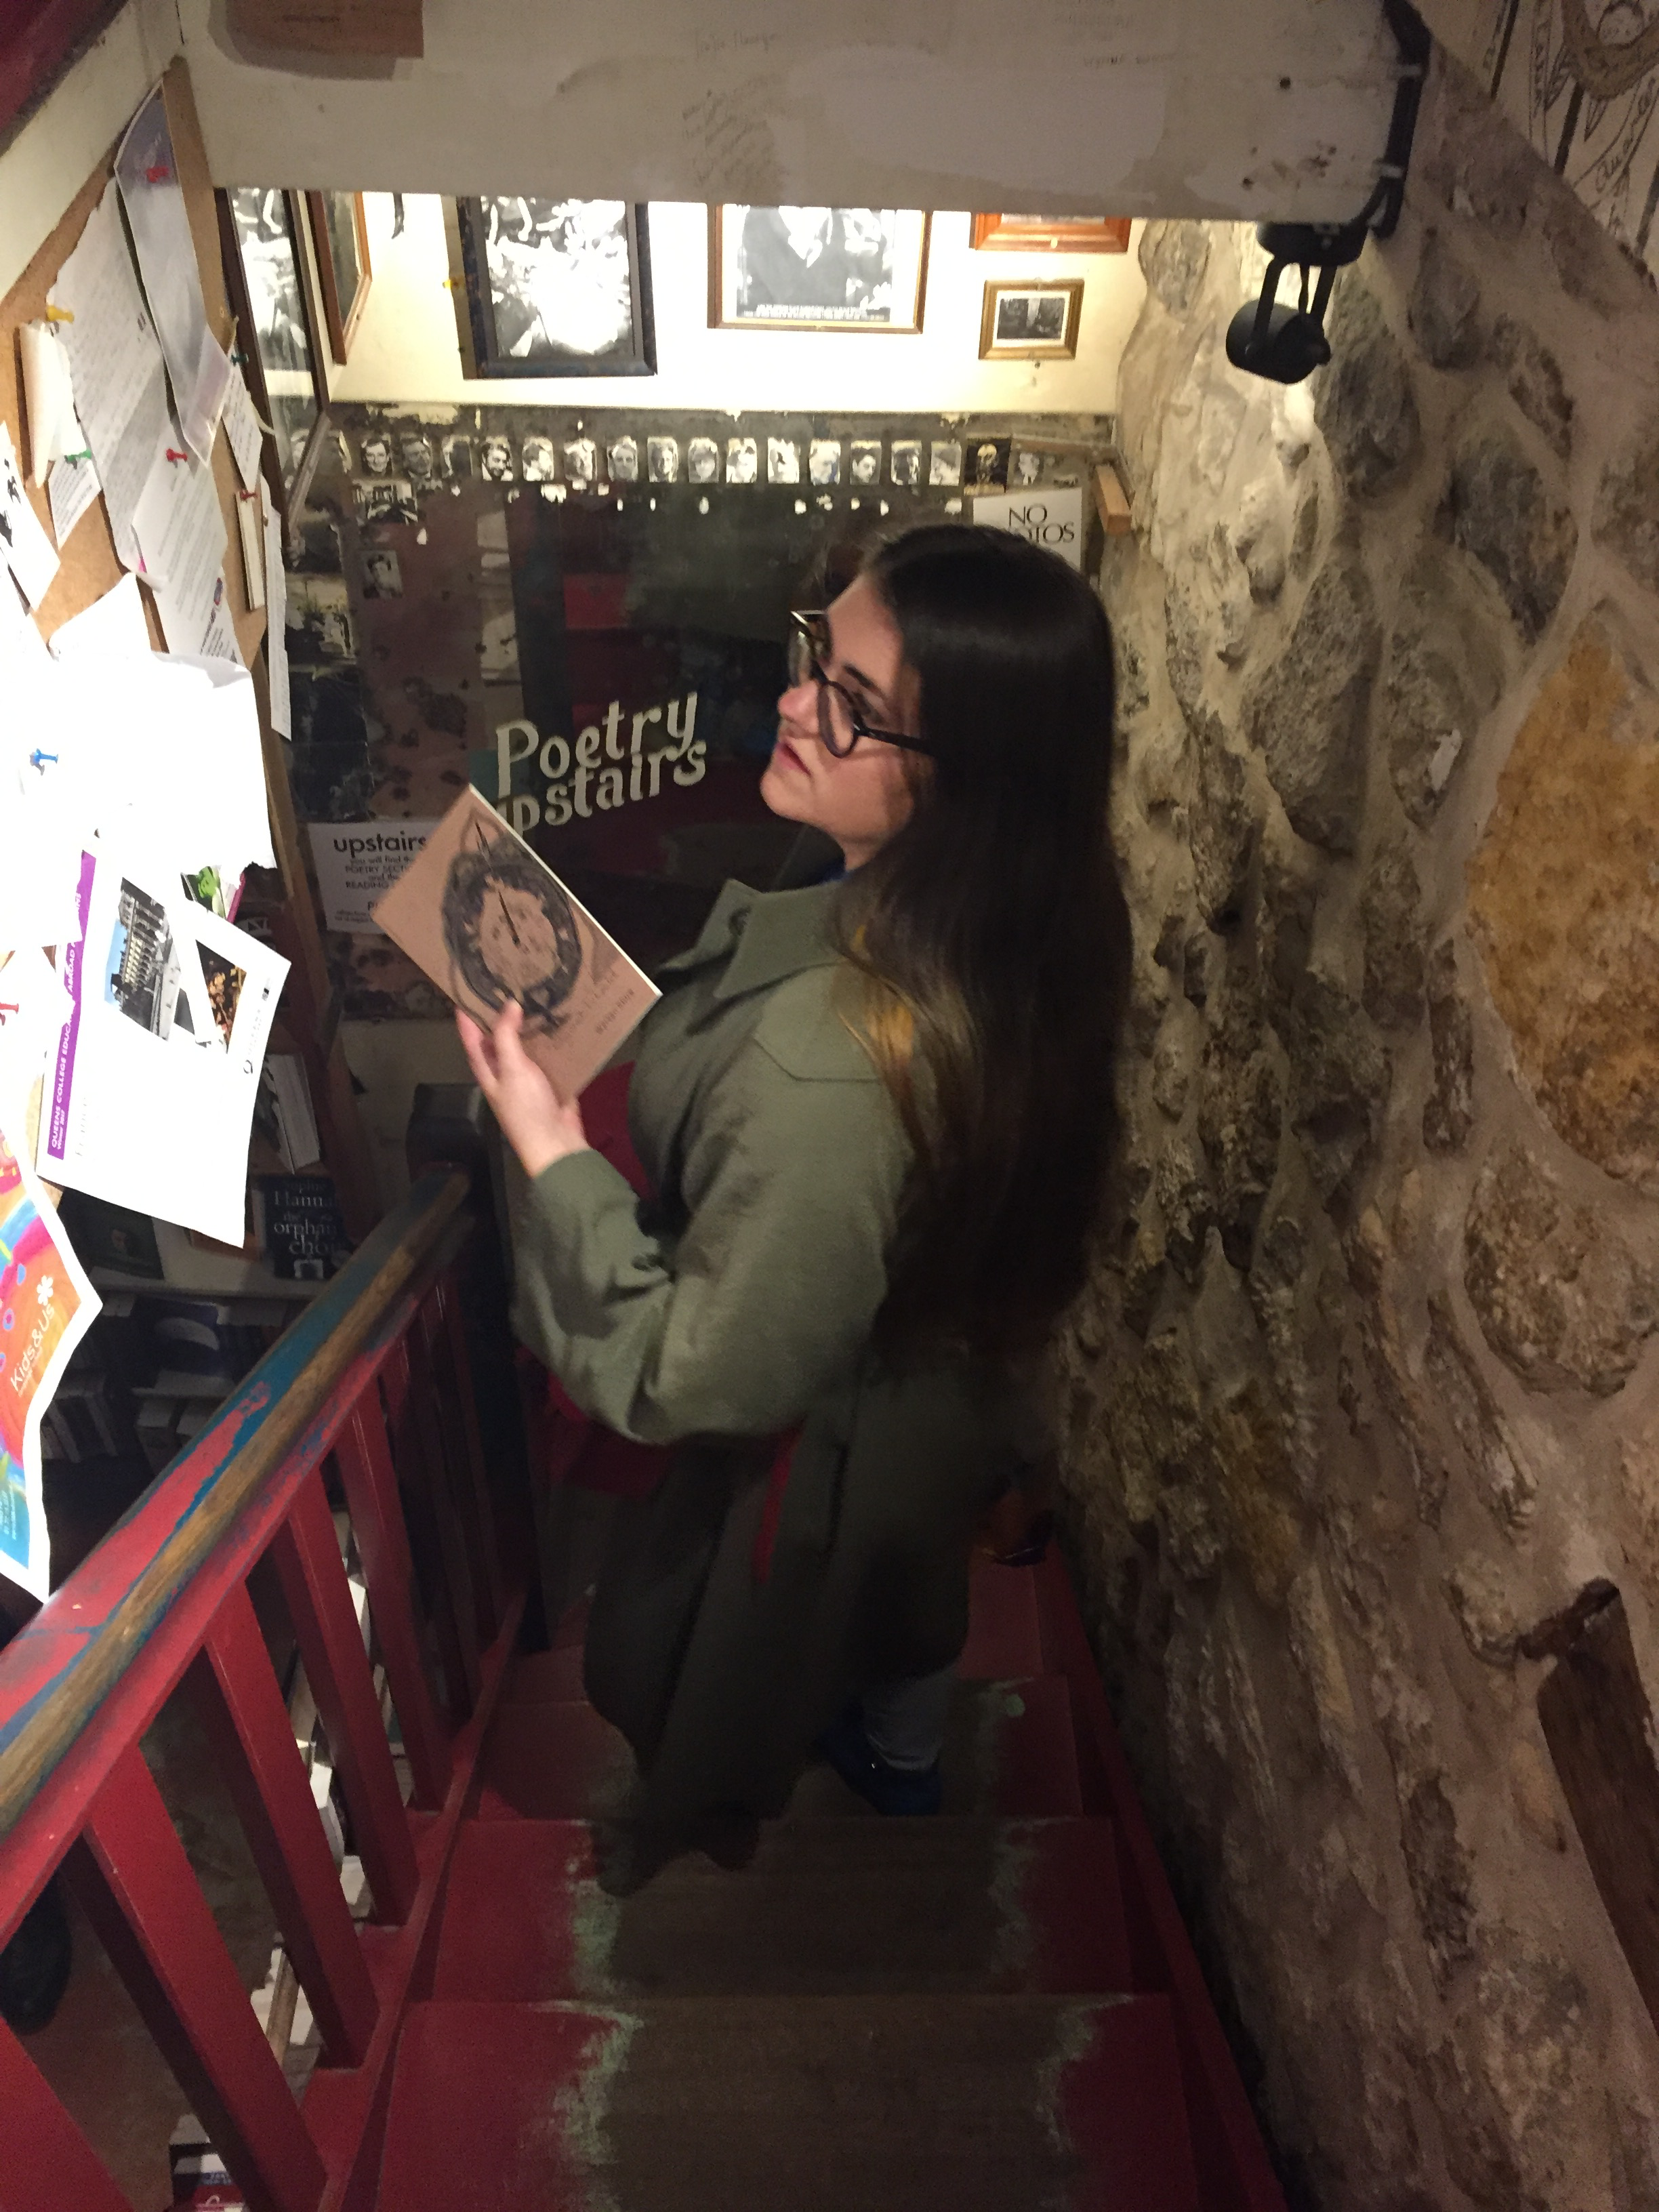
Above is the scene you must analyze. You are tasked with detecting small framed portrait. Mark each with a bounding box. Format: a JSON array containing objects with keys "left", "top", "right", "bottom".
[
  {"left": 928, "top": 441, "right": 962, "bottom": 487},
  {"left": 306, "top": 190, "right": 373, "bottom": 363},
  {"left": 441, "top": 434, "right": 474, "bottom": 480},
  {"left": 285, "top": 574, "right": 354, "bottom": 663},
  {"left": 478, "top": 436, "right": 516, "bottom": 483},
  {"left": 979, "top": 279, "right": 1083, "bottom": 361},
  {"left": 608, "top": 436, "right": 640, "bottom": 482},
  {"left": 710, "top": 207, "right": 930, "bottom": 333},
  {"left": 970, "top": 213, "right": 1131, "bottom": 254},
  {"left": 726, "top": 436, "right": 758, "bottom": 484},
  {"left": 563, "top": 437, "right": 597, "bottom": 485},
  {"left": 357, "top": 427, "right": 393, "bottom": 476},
  {"left": 398, "top": 432, "right": 434, "bottom": 482},
  {"left": 767, "top": 437, "right": 801, "bottom": 485},
  {"left": 452, "top": 198, "right": 655, "bottom": 377},
  {"left": 361, "top": 548, "right": 403, "bottom": 599},
  {"left": 647, "top": 435, "right": 680, "bottom": 483},
  {"left": 220, "top": 186, "right": 322, "bottom": 498},
  {"left": 965, "top": 437, "right": 1010, "bottom": 492},
  {"left": 520, "top": 435, "right": 556, "bottom": 483},
  {"left": 687, "top": 436, "right": 720, "bottom": 485},
  {"left": 1011, "top": 447, "right": 1045, "bottom": 487},
  {"left": 354, "top": 477, "right": 419, "bottom": 527},
  {"left": 848, "top": 438, "right": 882, "bottom": 487},
  {"left": 808, "top": 439, "right": 842, "bottom": 487},
  {"left": 889, "top": 439, "right": 922, "bottom": 489}
]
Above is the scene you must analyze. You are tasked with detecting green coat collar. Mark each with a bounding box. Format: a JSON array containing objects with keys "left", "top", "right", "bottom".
[{"left": 657, "top": 879, "right": 844, "bottom": 1003}]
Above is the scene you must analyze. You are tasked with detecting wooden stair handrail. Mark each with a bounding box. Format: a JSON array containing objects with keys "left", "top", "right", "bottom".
[{"left": 0, "top": 1166, "right": 470, "bottom": 1858}]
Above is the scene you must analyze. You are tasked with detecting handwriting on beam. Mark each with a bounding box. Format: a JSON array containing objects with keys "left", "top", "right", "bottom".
[{"left": 227, "top": 0, "right": 423, "bottom": 60}]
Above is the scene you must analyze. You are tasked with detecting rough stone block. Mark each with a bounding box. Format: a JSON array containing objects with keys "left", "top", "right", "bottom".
[
  {"left": 1189, "top": 713, "right": 1258, "bottom": 931},
  {"left": 1422, "top": 940, "right": 1475, "bottom": 1155},
  {"left": 1138, "top": 219, "right": 1210, "bottom": 317},
  {"left": 1359, "top": 838, "right": 1427, "bottom": 1032},
  {"left": 1246, "top": 556, "right": 1381, "bottom": 855},
  {"left": 1446, "top": 424, "right": 1577, "bottom": 644},
  {"left": 1463, "top": 1145, "right": 1659, "bottom": 1397},
  {"left": 1423, "top": 1294, "right": 1534, "bottom": 1532},
  {"left": 1490, "top": 315, "right": 1574, "bottom": 461},
  {"left": 1313, "top": 270, "right": 1422, "bottom": 499},
  {"left": 1280, "top": 971, "right": 1392, "bottom": 1202},
  {"left": 1408, "top": 230, "right": 1481, "bottom": 369},
  {"left": 1593, "top": 412, "right": 1659, "bottom": 593},
  {"left": 1467, "top": 615, "right": 1659, "bottom": 1192}
]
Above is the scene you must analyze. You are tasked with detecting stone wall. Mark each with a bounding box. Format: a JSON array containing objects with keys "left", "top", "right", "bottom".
[{"left": 1062, "top": 52, "right": 1659, "bottom": 2211}]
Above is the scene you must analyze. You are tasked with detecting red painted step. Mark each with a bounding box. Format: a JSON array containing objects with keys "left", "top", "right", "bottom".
[
  {"left": 377, "top": 1992, "right": 1201, "bottom": 2212},
  {"left": 476, "top": 1675, "right": 1086, "bottom": 1822},
  {"left": 956, "top": 1558, "right": 1048, "bottom": 1679},
  {"left": 433, "top": 1815, "right": 1134, "bottom": 2000}
]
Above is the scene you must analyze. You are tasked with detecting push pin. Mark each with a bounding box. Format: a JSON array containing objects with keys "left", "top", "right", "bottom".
[
  {"left": 0, "top": 1004, "right": 18, "bottom": 1024},
  {"left": 165, "top": 447, "right": 188, "bottom": 464},
  {"left": 28, "top": 750, "right": 58, "bottom": 771},
  {"left": 44, "top": 305, "right": 73, "bottom": 323},
  {"left": 144, "top": 163, "right": 171, "bottom": 183}
]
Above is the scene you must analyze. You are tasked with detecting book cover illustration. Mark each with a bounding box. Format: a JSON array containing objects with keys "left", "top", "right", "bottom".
[
  {"left": 371, "top": 787, "right": 659, "bottom": 1100},
  {"left": 0, "top": 1112, "right": 102, "bottom": 1598}
]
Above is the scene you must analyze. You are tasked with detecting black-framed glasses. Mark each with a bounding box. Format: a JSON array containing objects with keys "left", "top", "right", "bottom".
[{"left": 786, "top": 611, "right": 933, "bottom": 758}]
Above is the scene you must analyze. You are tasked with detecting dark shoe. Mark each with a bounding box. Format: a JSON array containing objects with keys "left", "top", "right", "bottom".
[
  {"left": 816, "top": 1707, "right": 943, "bottom": 1816},
  {"left": 0, "top": 1879, "right": 71, "bottom": 2034}
]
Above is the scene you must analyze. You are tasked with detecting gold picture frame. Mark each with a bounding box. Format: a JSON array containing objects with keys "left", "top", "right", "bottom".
[
  {"left": 978, "top": 279, "right": 1083, "bottom": 361},
  {"left": 970, "top": 213, "right": 1130, "bottom": 253},
  {"left": 709, "top": 207, "right": 930, "bottom": 333}
]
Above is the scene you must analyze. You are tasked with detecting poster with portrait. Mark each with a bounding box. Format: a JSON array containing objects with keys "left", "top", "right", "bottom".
[
  {"left": 711, "top": 208, "right": 930, "bottom": 331},
  {"left": 455, "top": 199, "right": 656, "bottom": 377},
  {"left": 371, "top": 785, "right": 659, "bottom": 1100},
  {"left": 222, "top": 188, "right": 321, "bottom": 490}
]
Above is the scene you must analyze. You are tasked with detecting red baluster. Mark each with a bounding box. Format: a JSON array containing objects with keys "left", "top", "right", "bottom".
[
  {"left": 0, "top": 2017, "right": 132, "bottom": 2212},
  {"left": 269, "top": 1474, "right": 417, "bottom": 1926},
  {"left": 419, "top": 1284, "right": 501, "bottom": 1643},
  {"left": 66, "top": 1742, "right": 327, "bottom": 2212},
  {"left": 386, "top": 1338, "right": 481, "bottom": 1717},
  {"left": 332, "top": 1399, "right": 451, "bottom": 1810},
  {"left": 191, "top": 1582, "right": 377, "bottom": 2064}
]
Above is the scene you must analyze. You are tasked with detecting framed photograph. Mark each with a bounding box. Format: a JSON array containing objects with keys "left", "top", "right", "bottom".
[
  {"left": 767, "top": 437, "right": 800, "bottom": 485},
  {"left": 979, "top": 279, "right": 1084, "bottom": 361},
  {"left": 647, "top": 436, "right": 680, "bottom": 484},
  {"left": 889, "top": 439, "right": 922, "bottom": 489},
  {"left": 929, "top": 440, "right": 962, "bottom": 487},
  {"left": 726, "top": 436, "right": 758, "bottom": 484},
  {"left": 453, "top": 198, "right": 655, "bottom": 377},
  {"left": 219, "top": 187, "right": 322, "bottom": 495},
  {"left": 710, "top": 207, "right": 930, "bottom": 332},
  {"left": 970, "top": 213, "right": 1130, "bottom": 253},
  {"left": 808, "top": 438, "right": 842, "bottom": 487},
  {"left": 307, "top": 190, "right": 373, "bottom": 363}
]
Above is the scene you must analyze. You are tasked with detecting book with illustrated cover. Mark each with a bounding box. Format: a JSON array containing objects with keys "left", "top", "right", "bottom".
[{"left": 370, "top": 786, "right": 659, "bottom": 1100}]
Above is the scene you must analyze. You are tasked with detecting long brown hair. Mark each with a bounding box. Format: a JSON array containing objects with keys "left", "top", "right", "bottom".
[{"left": 835, "top": 524, "right": 1130, "bottom": 1367}]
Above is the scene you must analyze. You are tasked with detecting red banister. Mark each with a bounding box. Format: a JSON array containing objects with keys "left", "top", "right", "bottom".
[{"left": 0, "top": 1162, "right": 529, "bottom": 2212}]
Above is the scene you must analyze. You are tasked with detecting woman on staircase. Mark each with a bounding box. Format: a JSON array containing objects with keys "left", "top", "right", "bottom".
[{"left": 458, "top": 522, "right": 1130, "bottom": 1858}]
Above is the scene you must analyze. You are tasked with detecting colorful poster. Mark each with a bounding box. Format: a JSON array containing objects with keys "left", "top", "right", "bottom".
[{"left": 0, "top": 1113, "right": 100, "bottom": 1599}]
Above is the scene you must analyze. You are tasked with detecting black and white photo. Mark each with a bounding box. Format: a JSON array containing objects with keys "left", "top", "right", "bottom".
[
  {"left": 929, "top": 441, "right": 962, "bottom": 487},
  {"left": 520, "top": 436, "right": 555, "bottom": 483},
  {"left": 479, "top": 436, "right": 515, "bottom": 483},
  {"left": 563, "top": 437, "right": 597, "bottom": 485},
  {"left": 726, "top": 437, "right": 758, "bottom": 484},
  {"left": 889, "top": 439, "right": 922, "bottom": 489},
  {"left": 687, "top": 437, "right": 719, "bottom": 485},
  {"left": 223, "top": 187, "right": 320, "bottom": 489},
  {"left": 979, "top": 279, "right": 1083, "bottom": 361},
  {"left": 849, "top": 439, "right": 882, "bottom": 487},
  {"left": 809, "top": 439, "right": 842, "bottom": 487},
  {"left": 767, "top": 438, "right": 800, "bottom": 485},
  {"left": 710, "top": 208, "right": 930, "bottom": 333},
  {"left": 648, "top": 436, "right": 680, "bottom": 484},
  {"left": 456, "top": 199, "right": 655, "bottom": 377},
  {"left": 608, "top": 436, "right": 639, "bottom": 483}
]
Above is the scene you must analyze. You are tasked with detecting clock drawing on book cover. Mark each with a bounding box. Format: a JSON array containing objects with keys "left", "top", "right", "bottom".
[{"left": 441, "top": 821, "right": 583, "bottom": 1031}]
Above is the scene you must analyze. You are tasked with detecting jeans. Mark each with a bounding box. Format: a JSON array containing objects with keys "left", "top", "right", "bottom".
[{"left": 861, "top": 1663, "right": 956, "bottom": 1773}]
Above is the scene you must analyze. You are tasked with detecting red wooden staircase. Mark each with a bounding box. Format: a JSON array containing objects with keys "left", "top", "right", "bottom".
[
  {"left": 371, "top": 1553, "right": 1282, "bottom": 2212},
  {"left": 0, "top": 1148, "right": 1286, "bottom": 2212}
]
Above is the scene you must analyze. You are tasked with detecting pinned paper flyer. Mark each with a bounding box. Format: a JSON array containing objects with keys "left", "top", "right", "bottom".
[{"left": 0, "top": 424, "right": 62, "bottom": 609}]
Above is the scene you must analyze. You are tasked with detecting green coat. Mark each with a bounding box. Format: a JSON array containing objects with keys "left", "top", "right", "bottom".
[{"left": 510, "top": 875, "right": 1019, "bottom": 1822}]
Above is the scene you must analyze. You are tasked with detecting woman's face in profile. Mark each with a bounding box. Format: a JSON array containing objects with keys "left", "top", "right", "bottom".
[
  {"left": 762, "top": 573, "right": 920, "bottom": 871},
  {"left": 476, "top": 881, "right": 561, "bottom": 999}
]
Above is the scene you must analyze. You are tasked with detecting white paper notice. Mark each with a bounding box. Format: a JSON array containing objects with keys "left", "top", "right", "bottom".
[
  {"left": 308, "top": 821, "right": 438, "bottom": 931},
  {"left": 262, "top": 480, "right": 291, "bottom": 739},
  {"left": 39, "top": 851, "right": 288, "bottom": 1245},
  {"left": 0, "top": 599, "right": 85, "bottom": 954},
  {"left": 134, "top": 442, "right": 239, "bottom": 663},
  {"left": 222, "top": 371, "right": 267, "bottom": 495},
  {"left": 0, "top": 947, "right": 73, "bottom": 1122},
  {"left": 0, "top": 425, "right": 61, "bottom": 609},
  {"left": 48, "top": 571, "right": 150, "bottom": 665},
  {"left": 18, "top": 322, "right": 83, "bottom": 486},
  {"left": 47, "top": 453, "right": 100, "bottom": 548},
  {"left": 116, "top": 87, "right": 233, "bottom": 465},
  {"left": 972, "top": 486, "right": 1084, "bottom": 571},
  {"left": 49, "top": 181, "right": 171, "bottom": 571}
]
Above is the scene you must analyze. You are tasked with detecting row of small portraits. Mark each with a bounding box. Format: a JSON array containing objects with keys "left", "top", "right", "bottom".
[{"left": 344, "top": 426, "right": 1026, "bottom": 493}]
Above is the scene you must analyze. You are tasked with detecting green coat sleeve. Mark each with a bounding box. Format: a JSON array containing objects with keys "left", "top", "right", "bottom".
[{"left": 510, "top": 1020, "right": 908, "bottom": 1444}]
